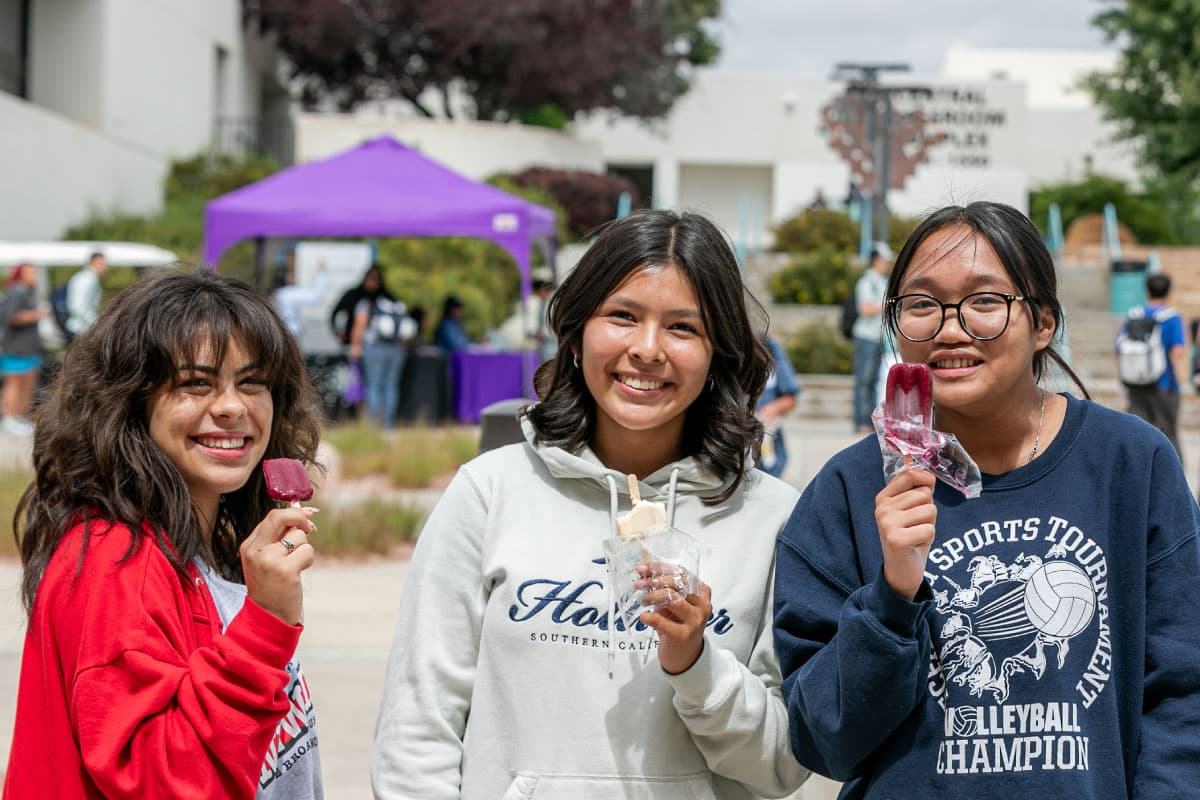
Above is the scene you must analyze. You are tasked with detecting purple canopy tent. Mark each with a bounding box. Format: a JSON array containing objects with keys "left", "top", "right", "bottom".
[{"left": 202, "top": 135, "right": 557, "bottom": 302}]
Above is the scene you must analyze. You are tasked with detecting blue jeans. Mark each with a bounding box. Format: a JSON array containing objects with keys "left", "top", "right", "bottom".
[
  {"left": 362, "top": 343, "right": 406, "bottom": 429},
  {"left": 853, "top": 336, "right": 882, "bottom": 430}
]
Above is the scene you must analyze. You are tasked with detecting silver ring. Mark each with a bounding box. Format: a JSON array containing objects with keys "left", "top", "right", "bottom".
[{"left": 279, "top": 538, "right": 296, "bottom": 554}]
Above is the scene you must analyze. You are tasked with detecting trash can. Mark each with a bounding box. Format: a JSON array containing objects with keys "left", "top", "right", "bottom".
[
  {"left": 1109, "top": 258, "right": 1148, "bottom": 315},
  {"left": 478, "top": 398, "right": 529, "bottom": 454}
]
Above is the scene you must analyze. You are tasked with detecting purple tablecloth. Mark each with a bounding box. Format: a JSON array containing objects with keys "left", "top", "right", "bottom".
[{"left": 451, "top": 350, "right": 536, "bottom": 423}]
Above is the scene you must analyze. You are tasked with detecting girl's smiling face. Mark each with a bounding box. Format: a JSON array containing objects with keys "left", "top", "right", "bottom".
[
  {"left": 146, "top": 336, "right": 273, "bottom": 527},
  {"left": 580, "top": 263, "right": 713, "bottom": 460},
  {"left": 894, "top": 225, "right": 1055, "bottom": 416}
]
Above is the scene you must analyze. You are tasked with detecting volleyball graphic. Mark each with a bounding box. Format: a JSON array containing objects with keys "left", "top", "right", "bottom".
[
  {"left": 1023, "top": 561, "right": 1096, "bottom": 639},
  {"left": 951, "top": 706, "right": 981, "bottom": 737}
]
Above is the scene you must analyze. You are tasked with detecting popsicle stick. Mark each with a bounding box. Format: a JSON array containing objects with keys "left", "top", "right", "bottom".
[{"left": 626, "top": 473, "right": 641, "bottom": 504}]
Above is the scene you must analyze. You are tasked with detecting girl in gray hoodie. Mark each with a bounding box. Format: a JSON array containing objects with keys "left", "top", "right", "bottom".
[{"left": 371, "top": 209, "right": 811, "bottom": 800}]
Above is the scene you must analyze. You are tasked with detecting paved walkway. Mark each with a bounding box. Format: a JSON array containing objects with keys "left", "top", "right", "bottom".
[{"left": 2, "top": 416, "right": 1197, "bottom": 797}]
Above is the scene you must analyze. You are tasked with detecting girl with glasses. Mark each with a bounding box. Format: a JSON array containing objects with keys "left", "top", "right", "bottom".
[{"left": 773, "top": 201, "right": 1200, "bottom": 798}]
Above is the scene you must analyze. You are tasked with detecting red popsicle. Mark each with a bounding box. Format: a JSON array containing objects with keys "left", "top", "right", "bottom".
[
  {"left": 263, "top": 458, "right": 313, "bottom": 505},
  {"left": 884, "top": 362, "right": 933, "bottom": 428}
]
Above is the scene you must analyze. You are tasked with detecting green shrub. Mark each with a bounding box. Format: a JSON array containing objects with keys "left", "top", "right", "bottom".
[
  {"left": 165, "top": 153, "right": 279, "bottom": 203},
  {"left": 324, "top": 423, "right": 479, "bottom": 487},
  {"left": 768, "top": 249, "right": 861, "bottom": 306},
  {"left": 1029, "top": 173, "right": 1174, "bottom": 244},
  {"left": 783, "top": 323, "right": 854, "bottom": 375},
  {"left": 374, "top": 237, "right": 523, "bottom": 341},
  {"left": 0, "top": 469, "right": 31, "bottom": 557},
  {"left": 886, "top": 214, "right": 922, "bottom": 255},
  {"left": 772, "top": 209, "right": 859, "bottom": 253},
  {"left": 312, "top": 498, "right": 425, "bottom": 556},
  {"left": 503, "top": 168, "right": 640, "bottom": 239},
  {"left": 63, "top": 153, "right": 274, "bottom": 278},
  {"left": 374, "top": 176, "right": 569, "bottom": 341}
]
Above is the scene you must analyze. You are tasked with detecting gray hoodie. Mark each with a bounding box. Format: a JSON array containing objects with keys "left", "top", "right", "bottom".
[{"left": 371, "top": 420, "right": 810, "bottom": 799}]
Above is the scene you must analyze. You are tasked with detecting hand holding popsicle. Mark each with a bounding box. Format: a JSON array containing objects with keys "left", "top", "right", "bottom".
[
  {"left": 874, "top": 456, "right": 937, "bottom": 600},
  {"left": 639, "top": 566, "right": 712, "bottom": 675}
]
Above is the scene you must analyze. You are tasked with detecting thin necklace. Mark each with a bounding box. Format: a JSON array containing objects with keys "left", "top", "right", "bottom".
[{"left": 1027, "top": 390, "right": 1047, "bottom": 464}]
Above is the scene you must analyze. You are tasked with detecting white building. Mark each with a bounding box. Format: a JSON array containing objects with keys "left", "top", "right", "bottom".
[
  {"left": 569, "top": 45, "right": 1135, "bottom": 248},
  {"left": 0, "top": 0, "right": 287, "bottom": 240},
  {"left": 939, "top": 43, "right": 1138, "bottom": 187}
]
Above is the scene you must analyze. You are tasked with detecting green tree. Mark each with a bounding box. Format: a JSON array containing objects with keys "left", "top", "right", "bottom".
[
  {"left": 243, "top": 0, "right": 721, "bottom": 124},
  {"left": 1086, "top": 1, "right": 1200, "bottom": 185}
]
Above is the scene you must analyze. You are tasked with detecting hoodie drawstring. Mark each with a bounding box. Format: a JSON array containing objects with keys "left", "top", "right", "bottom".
[
  {"left": 665, "top": 467, "right": 680, "bottom": 528},
  {"left": 604, "top": 474, "right": 619, "bottom": 679}
]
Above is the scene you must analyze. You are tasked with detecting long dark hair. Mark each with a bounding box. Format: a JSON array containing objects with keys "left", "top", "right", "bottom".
[
  {"left": 884, "top": 201, "right": 1089, "bottom": 398},
  {"left": 15, "top": 268, "right": 324, "bottom": 615},
  {"left": 526, "top": 209, "right": 771, "bottom": 505}
]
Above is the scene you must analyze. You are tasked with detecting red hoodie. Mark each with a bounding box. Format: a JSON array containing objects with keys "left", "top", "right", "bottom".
[{"left": 3, "top": 520, "right": 301, "bottom": 799}]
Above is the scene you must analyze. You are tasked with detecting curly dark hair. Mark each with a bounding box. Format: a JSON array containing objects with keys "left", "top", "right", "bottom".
[
  {"left": 14, "top": 267, "right": 324, "bottom": 615},
  {"left": 884, "top": 201, "right": 1088, "bottom": 398},
  {"left": 525, "top": 209, "right": 771, "bottom": 505}
]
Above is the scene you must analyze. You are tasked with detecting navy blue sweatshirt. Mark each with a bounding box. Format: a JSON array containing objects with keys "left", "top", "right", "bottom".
[{"left": 774, "top": 395, "right": 1200, "bottom": 798}]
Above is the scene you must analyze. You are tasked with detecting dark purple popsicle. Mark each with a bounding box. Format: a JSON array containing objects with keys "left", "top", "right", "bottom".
[{"left": 263, "top": 458, "right": 313, "bottom": 504}]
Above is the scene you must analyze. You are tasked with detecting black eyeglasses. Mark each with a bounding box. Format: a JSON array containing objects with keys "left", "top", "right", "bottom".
[{"left": 888, "top": 292, "right": 1028, "bottom": 342}]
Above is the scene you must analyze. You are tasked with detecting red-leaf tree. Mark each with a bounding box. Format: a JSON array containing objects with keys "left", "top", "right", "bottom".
[{"left": 243, "top": 0, "right": 721, "bottom": 122}]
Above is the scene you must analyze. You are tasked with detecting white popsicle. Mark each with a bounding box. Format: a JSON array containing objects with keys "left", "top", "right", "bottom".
[{"left": 616, "top": 474, "right": 667, "bottom": 541}]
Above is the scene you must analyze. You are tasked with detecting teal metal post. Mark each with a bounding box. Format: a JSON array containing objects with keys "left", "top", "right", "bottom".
[
  {"left": 736, "top": 197, "right": 749, "bottom": 266},
  {"left": 859, "top": 195, "right": 873, "bottom": 261},
  {"left": 1103, "top": 202, "right": 1121, "bottom": 260},
  {"left": 1047, "top": 203, "right": 1064, "bottom": 256},
  {"left": 616, "top": 191, "right": 631, "bottom": 219}
]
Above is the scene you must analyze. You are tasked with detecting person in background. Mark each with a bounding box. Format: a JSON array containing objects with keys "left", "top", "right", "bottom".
[
  {"left": 371, "top": 209, "right": 810, "bottom": 799},
  {"left": 4, "top": 268, "right": 325, "bottom": 799},
  {"left": 774, "top": 201, "right": 1200, "bottom": 798},
  {"left": 65, "top": 251, "right": 107, "bottom": 337},
  {"left": 329, "top": 263, "right": 394, "bottom": 348},
  {"left": 851, "top": 242, "right": 894, "bottom": 433},
  {"left": 407, "top": 305, "right": 427, "bottom": 347},
  {"left": 1118, "top": 272, "right": 1186, "bottom": 456},
  {"left": 350, "top": 275, "right": 412, "bottom": 430},
  {"left": 0, "top": 263, "right": 49, "bottom": 436},
  {"left": 432, "top": 294, "right": 472, "bottom": 352},
  {"left": 531, "top": 278, "right": 558, "bottom": 362},
  {"left": 272, "top": 254, "right": 330, "bottom": 340},
  {"left": 756, "top": 335, "right": 800, "bottom": 479}
]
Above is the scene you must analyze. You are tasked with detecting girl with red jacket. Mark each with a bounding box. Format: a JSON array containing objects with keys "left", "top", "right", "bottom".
[{"left": 4, "top": 268, "right": 325, "bottom": 799}]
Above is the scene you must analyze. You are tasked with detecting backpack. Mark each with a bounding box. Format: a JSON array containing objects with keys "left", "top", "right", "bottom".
[
  {"left": 1116, "top": 305, "right": 1176, "bottom": 387},
  {"left": 51, "top": 282, "right": 71, "bottom": 337},
  {"left": 839, "top": 290, "right": 859, "bottom": 340},
  {"left": 370, "top": 297, "right": 417, "bottom": 343}
]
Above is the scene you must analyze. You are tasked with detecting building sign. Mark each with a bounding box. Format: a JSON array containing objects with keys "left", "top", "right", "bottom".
[{"left": 921, "top": 86, "right": 1011, "bottom": 170}]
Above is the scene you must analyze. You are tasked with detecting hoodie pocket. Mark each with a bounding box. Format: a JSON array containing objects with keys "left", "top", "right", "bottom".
[{"left": 501, "top": 770, "right": 717, "bottom": 800}]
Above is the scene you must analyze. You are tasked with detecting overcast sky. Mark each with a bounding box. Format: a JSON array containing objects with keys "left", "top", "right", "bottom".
[{"left": 710, "top": 0, "right": 1115, "bottom": 78}]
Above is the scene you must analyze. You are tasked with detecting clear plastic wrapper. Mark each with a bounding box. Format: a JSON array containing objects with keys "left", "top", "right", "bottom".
[
  {"left": 602, "top": 526, "right": 701, "bottom": 632},
  {"left": 871, "top": 405, "right": 982, "bottom": 499}
]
